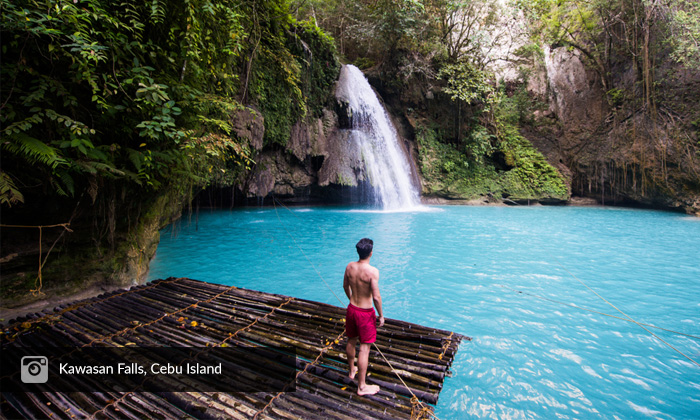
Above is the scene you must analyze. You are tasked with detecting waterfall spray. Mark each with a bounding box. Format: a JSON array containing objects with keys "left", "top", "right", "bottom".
[{"left": 336, "top": 65, "right": 421, "bottom": 210}]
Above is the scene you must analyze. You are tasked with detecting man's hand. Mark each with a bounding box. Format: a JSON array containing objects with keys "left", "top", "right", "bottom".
[{"left": 378, "top": 316, "right": 384, "bottom": 328}]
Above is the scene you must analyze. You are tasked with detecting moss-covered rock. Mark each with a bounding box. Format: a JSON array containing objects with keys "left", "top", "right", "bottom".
[{"left": 416, "top": 122, "right": 569, "bottom": 203}]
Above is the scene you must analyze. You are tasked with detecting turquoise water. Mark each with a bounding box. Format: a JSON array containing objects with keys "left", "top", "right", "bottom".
[{"left": 148, "top": 205, "right": 700, "bottom": 419}]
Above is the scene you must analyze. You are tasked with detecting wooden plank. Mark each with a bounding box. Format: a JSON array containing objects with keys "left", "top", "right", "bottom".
[{"left": 1, "top": 278, "right": 466, "bottom": 420}]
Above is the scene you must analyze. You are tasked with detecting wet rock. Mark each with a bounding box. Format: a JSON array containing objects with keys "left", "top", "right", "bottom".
[
  {"left": 336, "top": 99, "right": 352, "bottom": 129},
  {"left": 231, "top": 107, "right": 264, "bottom": 151}
]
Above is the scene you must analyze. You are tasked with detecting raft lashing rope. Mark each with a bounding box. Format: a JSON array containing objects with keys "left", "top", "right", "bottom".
[{"left": 2, "top": 277, "right": 463, "bottom": 419}]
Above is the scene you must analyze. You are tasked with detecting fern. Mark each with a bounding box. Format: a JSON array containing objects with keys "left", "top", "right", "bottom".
[
  {"left": 2, "top": 133, "right": 66, "bottom": 169},
  {"left": 118, "top": 1, "right": 146, "bottom": 40},
  {"left": 150, "top": 0, "right": 165, "bottom": 24},
  {"left": 74, "top": 161, "right": 125, "bottom": 177},
  {"left": 0, "top": 171, "right": 25, "bottom": 207},
  {"left": 52, "top": 170, "right": 75, "bottom": 197}
]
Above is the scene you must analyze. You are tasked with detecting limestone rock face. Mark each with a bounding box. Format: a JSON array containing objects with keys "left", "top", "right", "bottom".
[
  {"left": 543, "top": 46, "right": 606, "bottom": 137},
  {"left": 247, "top": 150, "right": 315, "bottom": 198},
  {"left": 317, "top": 130, "right": 366, "bottom": 187},
  {"left": 243, "top": 108, "right": 379, "bottom": 203},
  {"left": 524, "top": 45, "right": 700, "bottom": 215},
  {"left": 231, "top": 107, "right": 264, "bottom": 151},
  {"left": 287, "top": 109, "right": 337, "bottom": 162},
  {"left": 242, "top": 101, "right": 374, "bottom": 203}
]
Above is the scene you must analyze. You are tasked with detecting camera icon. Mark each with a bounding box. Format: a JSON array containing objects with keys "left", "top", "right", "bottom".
[{"left": 21, "top": 356, "right": 49, "bottom": 384}]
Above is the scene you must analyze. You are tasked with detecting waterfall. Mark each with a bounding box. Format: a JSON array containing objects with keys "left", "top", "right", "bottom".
[{"left": 336, "top": 65, "right": 421, "bottom": 210}]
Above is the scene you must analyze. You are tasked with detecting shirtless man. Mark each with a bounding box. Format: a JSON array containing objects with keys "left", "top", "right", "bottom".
[{"left": 343, "top": 237, "right": 384, "bottom": 396}]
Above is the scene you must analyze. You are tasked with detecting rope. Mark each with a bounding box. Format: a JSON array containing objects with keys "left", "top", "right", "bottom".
[
  {"left": 438, "top": 332, "right": 454, "bottom": 361},
  {"left": 79, "top": 282, "right": 244, "bottom": 348},
  {"left": 270, "top": 198, "right": 440, "bottom": 420},
  {"left": 1, "top": 279, "right": 258, "bottom": 382},
  {"left": 0, "top": 223, "right": 73, "bottom": 229},
  {"left": 224, "top": 297, "right": 295, "bottom": 341},
  {"left": 1, "top": 278, "right": 183, "bottom": 335},
  {"left": 34, "top": 226, "right": 42, "bottom": 295},
  {"left": 411, "top": 396, "right": 436, "bottom": 420},
  {"left": 496, "top": 284, "right": 700, "bottom": 340},
  {"left": 373, "top": 344, "right": 437, "bottom": 420},
  {"left": 552, "top": 258, "right": 700, "bottom": 368},
  {"left": 89, "top": 293, "right": 295, "bottom": 419},
  {"left": 1, "top": 222, "right": 73, "bottom": 296},
  {"left": 253, "top": 329, "right": 347, "bottom": 420}
]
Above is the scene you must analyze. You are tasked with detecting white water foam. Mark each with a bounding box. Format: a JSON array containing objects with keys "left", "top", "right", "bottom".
[{"left": 336, "top": 65, "right": 422, "bottom": 211}]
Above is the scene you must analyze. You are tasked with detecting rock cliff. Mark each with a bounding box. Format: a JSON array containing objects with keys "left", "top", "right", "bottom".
[
  {"left": 228, "top": 87, "right": 406, "bottom": 205},
  {"left": 523, "top": 46, "right": 700, "bottom": 215}
]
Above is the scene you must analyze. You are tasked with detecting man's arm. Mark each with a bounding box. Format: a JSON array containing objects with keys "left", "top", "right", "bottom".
[
  {"left": 343, "top": 266, "right": 352, "bottom": 301},
  {"left": 371, "top": 272, "right": 384, "bottom": 327}
]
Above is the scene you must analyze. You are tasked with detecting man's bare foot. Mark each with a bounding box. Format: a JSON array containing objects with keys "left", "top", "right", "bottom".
[
  {"left": 348, "top": 366, "right": 358, "bottom": 380},
  {"left": 357, "top": 384, "right": 380, "bottom": 396}
]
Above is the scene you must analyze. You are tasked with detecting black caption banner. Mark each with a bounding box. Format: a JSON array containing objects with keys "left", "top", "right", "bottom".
[{"left": 0, "top": 345, "right": 297, "bottom": 393}]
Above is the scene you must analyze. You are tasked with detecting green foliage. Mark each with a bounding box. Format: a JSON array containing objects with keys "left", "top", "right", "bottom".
[
  {"left": 251, "top": 45, "right": 306, "bottom": 146},
  {"left": 0, "top": 0, "right": 256, "bottom": 206},
  {"left": 438, "top": 62, "right": 496, "bottom": 108},
  {"left": 466, "top": 125, "right": 496, "bottom": 164},
  {"left": 497, "top": 124, "right": 568, "bottom": 198},
  {"left": 668, "top": 0, "right": 700, "bottom": 69},
  {"left": 517, "top": 0, "right": 599, "bottom": 43},
  {"left": 0, "top": 171, "right": 24, "bottom": 207},
  {"left": 513, "top": 42, "right": 544, "bottom": 62},
  {"left": 288, "top": 20, "right": 341, "bottom": 117},
  {"left": 371, "top": 0, "right": 427, "bottom": 52},
  {"left": 353, "top": 57, "right": 376, "bottom": 70},
  {"left": 495, "top": 84, "right": 537, "bottom": 126},
  {"left": 605, "top": 88, "right": 625, "bottom": 107},
  {"left": 416, "top": 123, "right": 568, "bottom": 200},
  {"left": 416, "top": 125, "right": 471, "bottom": 190},
  {"left": 244, "top": 6, "right": 339, "bottom": 146}
]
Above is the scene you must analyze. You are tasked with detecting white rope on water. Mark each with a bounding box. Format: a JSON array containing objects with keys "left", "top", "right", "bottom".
[
  {"left": 551, "top": 257, "right": 700, "bottom": 368},
  {"left": 496, "top": 284, "right": 700, "bottom": 340},
  {"left": 501, "top": 199, "right": 699, "bottom": 367}
]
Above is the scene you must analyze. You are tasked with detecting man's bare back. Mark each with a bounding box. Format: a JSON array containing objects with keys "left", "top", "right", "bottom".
[{"left": 344, "top": 261, "right": 380, "bottom": 310}]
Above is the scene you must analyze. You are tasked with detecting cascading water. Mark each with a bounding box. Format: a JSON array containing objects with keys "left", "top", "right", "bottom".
[{"left": 336, "top": 65, "right": 421, "bottom": 210}]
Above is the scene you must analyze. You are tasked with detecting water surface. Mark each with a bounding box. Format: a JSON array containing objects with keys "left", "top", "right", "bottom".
[{"left": 149, "top": 205, "right": 700, "bottom": 419}]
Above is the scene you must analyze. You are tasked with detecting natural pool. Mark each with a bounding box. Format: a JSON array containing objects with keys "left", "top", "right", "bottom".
[{"left": 148, "top": 205, "right": 700, "bottom": 419}]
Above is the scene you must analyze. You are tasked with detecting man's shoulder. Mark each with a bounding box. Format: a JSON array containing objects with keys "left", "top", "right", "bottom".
[{"left": 366, "top": 264, "right": 379, "bottom": 278}]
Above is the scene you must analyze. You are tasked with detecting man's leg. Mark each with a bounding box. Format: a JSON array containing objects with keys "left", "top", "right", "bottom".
[
  {"left": 356, "top": 343, "right": 380, "bottom": 395},
  {"left": 346, "top": 336, "right": 358, "bottom": 379}
]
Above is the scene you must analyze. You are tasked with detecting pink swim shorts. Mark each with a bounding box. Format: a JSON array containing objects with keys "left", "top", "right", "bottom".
[{"left": 345, "top": 304, "right": 377, "bottom": 344}]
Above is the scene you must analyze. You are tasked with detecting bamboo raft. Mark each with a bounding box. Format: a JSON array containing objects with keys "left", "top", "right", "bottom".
[{"left": 1, "top": 277, "right": 468, "bottom": 419}]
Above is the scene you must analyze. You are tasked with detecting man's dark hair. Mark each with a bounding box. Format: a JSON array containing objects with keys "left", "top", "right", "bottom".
[{"left": 356, "top": 238, "right": 373, "bottom": 259}]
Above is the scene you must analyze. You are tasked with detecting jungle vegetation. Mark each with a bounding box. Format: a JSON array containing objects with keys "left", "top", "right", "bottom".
[{"left": 0, "top": 0, "right": 338, "bottom": 301}]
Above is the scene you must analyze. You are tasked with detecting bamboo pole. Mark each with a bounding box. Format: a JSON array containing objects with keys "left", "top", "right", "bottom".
[{"left": 2, "top": 278, "right": 465, "bottom": 419}]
